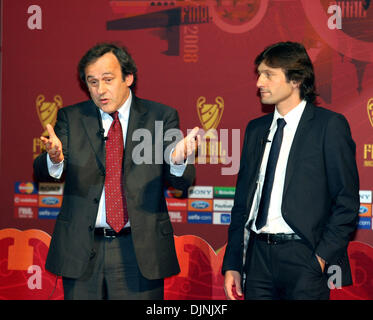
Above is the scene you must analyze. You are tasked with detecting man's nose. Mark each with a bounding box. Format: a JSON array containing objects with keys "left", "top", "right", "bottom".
[
  {"left": 97, "top": 81, "right": 107, "bottom": 95},
  {"left": 256, "top": 74, "right": 264, "bottom": 88}
]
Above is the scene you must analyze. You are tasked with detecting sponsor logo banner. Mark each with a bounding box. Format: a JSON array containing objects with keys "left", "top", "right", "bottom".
[
  {"left": 14, "top": 207, "right": 37, "bottom": 219},
  {"left": 38, "top": 195, "right": 63, "bottom": 208},
  {"left": 187, "top": 212, "right": 212, "bottom": 224},
  {"left": 360, "top": 190, "right": 372, "bottom": 204},
  {"left": 188, "top": 199, "right": 213, "bottom": 211},
  {"left": 14, "top": 195, "right": 38, "bottom": 207},
  {"left": 358, "top": 217, "right": 372, "bottom": 230},
  {"left": 213, "top": 199, "right": 234, "bottom": 212},
  {"left": 213, "top": 186, "right": 235, "bottom": 198},
  {"left": 38, "top": 208, "right": 60, "bottom": 219},
  {"left": 169, "top": 211, "right": 187, "bottom": 223},
  {"left": 38, "top": 183, "right": 64, "bottom": 195},
  {"left": 166, "top": 198, "right": 188, "bottom": 211},
  {"left": 14, "top": 182, "right": 38, "bottom": 195},
  {"left": 213, "top": 212, "right": 231, "bottom": 225},
  {"left": 164, "top": 187, "right": 184, "bottom": 198},
  {"left": 188, "top": 186, "right": 213, "bottom": 199},
  {"left": 359, "top": 204, "right": 372, "bottom": 217}
]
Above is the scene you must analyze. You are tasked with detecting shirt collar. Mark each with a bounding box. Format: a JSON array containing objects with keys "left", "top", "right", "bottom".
[{"left": 270, "top": 100, "right": 307, "bottom": 131}]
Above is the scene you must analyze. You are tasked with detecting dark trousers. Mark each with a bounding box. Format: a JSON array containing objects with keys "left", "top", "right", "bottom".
[
  {"left": 244, "top": 233, "right": 330, "bottom": 300},
  {"left": 62, "top": 232, "right": 163, "bottom": 300}
]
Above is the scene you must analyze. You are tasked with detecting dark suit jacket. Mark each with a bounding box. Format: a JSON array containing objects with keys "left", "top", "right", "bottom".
[
  {"left": 222, "top": 102, "right": 360, "bottom": 286},
  {"left": 34, "top": 96, "right": 195, "bottom": 280}
]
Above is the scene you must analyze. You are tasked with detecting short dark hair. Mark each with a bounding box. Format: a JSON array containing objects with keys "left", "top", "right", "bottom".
[
  {"left": 78, "top": 43, "right": 137, "bottom": 88},
  {"left": 255, "top": 41, "right": 317, "bottom": 103}
]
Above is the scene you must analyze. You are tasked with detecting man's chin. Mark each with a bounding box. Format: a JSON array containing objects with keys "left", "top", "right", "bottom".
[
  {"left": 96, "top": 103, "right": 116, "bottom": 114},
  {"left": 260, "top": 98, "right": 273, "bottom": 105}
]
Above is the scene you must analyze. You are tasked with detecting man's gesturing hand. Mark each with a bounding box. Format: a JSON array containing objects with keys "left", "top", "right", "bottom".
[
  {"left": 40, "top": 124, "right": 64, "bottom": 164},
  {"left": 172, "top": 126, "right": 201, "bottom": 164}
]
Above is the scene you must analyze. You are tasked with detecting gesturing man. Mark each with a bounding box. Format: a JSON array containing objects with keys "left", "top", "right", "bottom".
[{"left": 34, "top": 43, "right": 199, "bottom": 299}]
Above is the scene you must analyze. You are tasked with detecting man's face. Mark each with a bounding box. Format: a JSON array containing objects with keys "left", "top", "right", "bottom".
[
  {"left": 85, "top": 52, "right": 133, "bottom": 114},
  {"left": 256, "top": 62, "right": 299, "bottom": 109}
]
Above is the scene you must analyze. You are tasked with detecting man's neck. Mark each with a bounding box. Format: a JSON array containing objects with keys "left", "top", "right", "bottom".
[{"left": 276, "top": 97, "right": 302, "bottom": 116}]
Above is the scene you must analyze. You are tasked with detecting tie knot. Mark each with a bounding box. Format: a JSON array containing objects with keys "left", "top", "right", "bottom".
[
  {"left": 110, "top": 111, "right": 119, "bottom": 121},
  {"left": 277, "top": 118, "right": 286, "bottom": 129}
]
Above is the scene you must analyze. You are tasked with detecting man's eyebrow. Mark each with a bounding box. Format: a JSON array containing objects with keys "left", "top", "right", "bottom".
[
  {"left": 86, "top": 72, "right": 115, "bottom": 79},
  {"left": 257, "top": 68, "right": 275, "bottom": 74}
]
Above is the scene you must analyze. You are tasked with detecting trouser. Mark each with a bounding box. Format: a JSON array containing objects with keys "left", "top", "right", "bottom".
[
  {"left": 62, "top": 230, "right": 164, "bottom": 300},
  {"left": 244, "top": 232, "right": 330, "bottom": 300}
]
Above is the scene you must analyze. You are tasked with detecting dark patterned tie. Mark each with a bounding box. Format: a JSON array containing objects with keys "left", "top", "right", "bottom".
[
  {"left": 255, "top": 118, "right": 287, "bottom": 230},
  {"left": 105, "top": 111, "right": 128, "bottom": 232}
]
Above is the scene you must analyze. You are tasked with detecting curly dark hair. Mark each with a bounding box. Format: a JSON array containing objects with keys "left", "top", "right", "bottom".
[
  {"left": 255, "top": 41, "right": 317, "bottom": 103},
  {"left": 78, "top": 43, "right": 137, "bottom": 88}
]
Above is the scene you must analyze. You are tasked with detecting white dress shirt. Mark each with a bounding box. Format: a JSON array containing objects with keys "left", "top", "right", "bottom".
[
  {"left": 47, "top": 90, "right": 186, "bottom": 228},
  {"left": 248, "top": 100, "right": 307, "bottom": 234}
]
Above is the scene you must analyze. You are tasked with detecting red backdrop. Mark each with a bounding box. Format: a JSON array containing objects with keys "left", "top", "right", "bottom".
[{"left": 1, "top": 0, "right": 373, "bottom": 299}]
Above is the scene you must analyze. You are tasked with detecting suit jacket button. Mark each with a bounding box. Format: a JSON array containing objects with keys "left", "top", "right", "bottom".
[{"left": 93, "top": 198, "right": 99, "bottom": 204}]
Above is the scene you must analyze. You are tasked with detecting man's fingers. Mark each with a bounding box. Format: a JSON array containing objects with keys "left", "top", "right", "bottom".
[
  {"left": 226, "top": 288, "right": 236, "bottom": 300},
  {"left": 40, "top": 124, "right": 58, "bottom": 148},
  {"left": 39, "top": 125, "right": 64, "bottom": 163},
  {"left": 40, "top": 136, "right": 49, "bottom": 144},
  {"left": 224, "top": 271, "right": 242, "bottom": 300},
  {"left": 224, "top": 281, "right": 237, "bottom": 300},
  {"left": 46, "top": 124, "right": 57, "bottom": 139},
  {"left": 185, "top": 127, "right": 201, "bottom": 156},
  {"left": 187, "top": 126, "right": 200, "bottom": 140},
  {"left": 171, "top": 126, "right": 201, "bottom": 163},
  {"left": 40, "top": 137, "right": 53, "bottom": 152},
  {"left": 235, "top": 280, "right": 243, "bottom": 297}
]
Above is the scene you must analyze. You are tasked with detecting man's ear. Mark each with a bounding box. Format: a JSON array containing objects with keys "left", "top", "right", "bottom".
[
  {"left": 291, "top": 80, "right": 300, "bottom": 89},
  {"left": 125, "top": 74, "right": 134, "bottom": 87}
]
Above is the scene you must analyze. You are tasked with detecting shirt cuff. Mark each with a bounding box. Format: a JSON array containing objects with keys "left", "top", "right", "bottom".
[
  {"left": 47, "top": 154, "right": 64, "bottom": 179},
  {"left": 169, "top": 148, "right": 187, "bottom": 177}
]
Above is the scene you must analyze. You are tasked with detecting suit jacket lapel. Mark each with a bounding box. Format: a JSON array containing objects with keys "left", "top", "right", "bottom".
[
  {"left": 259, "top": 119, "right": 272, "bottom": 158},
  {"left": 283, "top": 102, "right": 315, "bottom": 196},
  {"left": 246, "top": 114, "right": 273, "bottom": 213},
  {"left": 80, "top": 101, "right": 106, "bottom": 174},
  {"left": 124, "top": 96, "right": 147, "bottom": 173}
]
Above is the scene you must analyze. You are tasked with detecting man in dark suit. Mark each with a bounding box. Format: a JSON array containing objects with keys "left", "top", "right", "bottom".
[
  {"left": 34, "top": 43, "right": 199, "bottom": 299},
  {"left": 222, "top": 42, "right": 359, "bottom": 300}
]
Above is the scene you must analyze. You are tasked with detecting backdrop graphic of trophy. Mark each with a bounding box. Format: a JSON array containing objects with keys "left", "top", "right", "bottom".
[
  {"left": 36, "top": 95, "right": 63, "bottom": 137},
  {"left": 367, "top": 97, "right": 373, "bottom": 128},
  {"left": 196, "top": 96, "right": 226, "bottom": 164}
]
